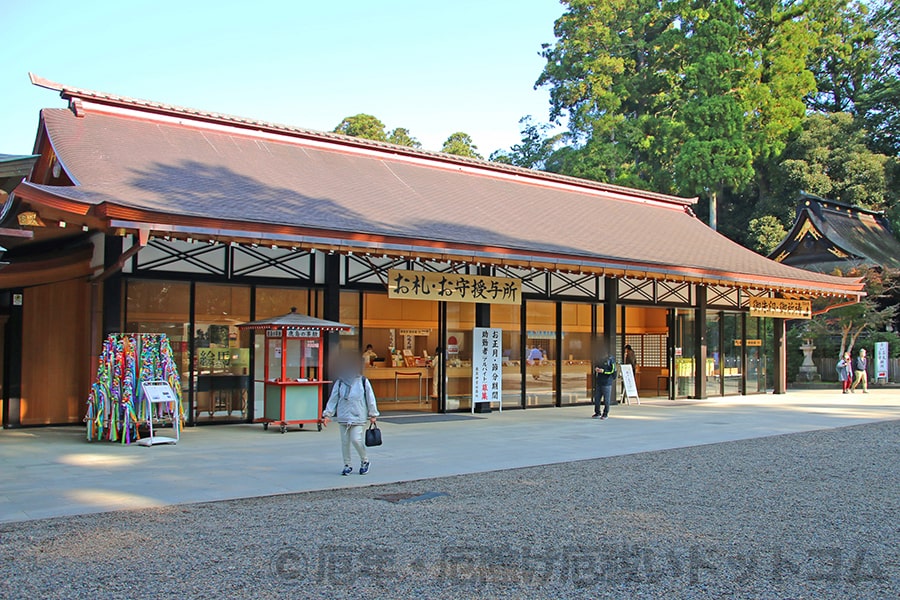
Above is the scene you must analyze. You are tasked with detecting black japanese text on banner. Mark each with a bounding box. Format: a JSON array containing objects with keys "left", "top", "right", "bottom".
[{"left": 387, "top": 269, "right": 521, "bottom": 305}]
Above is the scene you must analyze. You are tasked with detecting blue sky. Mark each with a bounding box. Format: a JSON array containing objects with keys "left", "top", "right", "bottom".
[{"left": 1, "top": 0, "right": 565, "bottom": 156}]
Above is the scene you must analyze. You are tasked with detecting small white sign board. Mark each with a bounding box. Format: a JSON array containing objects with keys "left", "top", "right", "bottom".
[
  {"left": 137, "top": 381, "right": 180, "bottom": 446},
  {"left": 621, "top": 364, "right": 640, "bottom": 405}
]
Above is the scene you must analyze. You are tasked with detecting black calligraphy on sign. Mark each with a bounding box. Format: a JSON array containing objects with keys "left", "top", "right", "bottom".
[
  {"left": 388, "top": 269, "right": 521, "bottom": 305},
  {"left": 748, "top": 297, "right": 811, "bottom": 319}
]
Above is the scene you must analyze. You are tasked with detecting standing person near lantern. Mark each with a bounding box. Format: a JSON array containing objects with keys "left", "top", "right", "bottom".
[
  {"left": 850, "top": 348, "right": 869, "bottom": 393},
  {"left": 836, "top": 351, "right": 853, "bottom": 394},
  {"left": 323, "top": 351, "right": 379, "bottom": 475}
]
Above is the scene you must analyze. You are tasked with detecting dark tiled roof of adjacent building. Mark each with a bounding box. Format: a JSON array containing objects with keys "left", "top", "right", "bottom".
[
  {"left": 11, "top": 77, "right": 863, "bottom": 297},
  {"left": 771, "top": 194, "right": 900, "bottom": 273}
]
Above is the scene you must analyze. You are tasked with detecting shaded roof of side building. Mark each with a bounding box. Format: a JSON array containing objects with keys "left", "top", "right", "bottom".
[
  {"left": 10, "top": 74, "right": 863, "bottom": 299},
  {"left": 770, "top": 193, "right": 900, "bottom": 274}
]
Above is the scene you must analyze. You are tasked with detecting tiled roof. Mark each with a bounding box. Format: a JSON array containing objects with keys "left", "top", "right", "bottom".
[
  {"left": 12, "top": 79, "right": 863, "bottom": 296},
  {"left": 771, "top": 195, "right": 900, "bottom": 273},
  {"left": 237, "top": 309, "right": 351, "bottom": 331}
]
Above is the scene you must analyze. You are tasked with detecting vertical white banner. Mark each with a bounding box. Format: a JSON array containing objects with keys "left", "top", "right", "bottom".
[
  {"left": 874, "top": 341, "right": 889, "bottom": 382},
  {"left": 472, "top": 327, "right": 502, "bottom": 411}
]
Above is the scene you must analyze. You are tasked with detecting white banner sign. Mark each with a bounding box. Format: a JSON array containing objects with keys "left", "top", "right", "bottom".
[
  {"left": 875, "top": 341, "right": 889, "bottom": 381},
  {"left": 472, "top": 327, "right": 502, "bottom": 411}
]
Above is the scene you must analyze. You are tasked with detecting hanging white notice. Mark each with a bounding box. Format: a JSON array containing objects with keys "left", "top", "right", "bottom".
[{"left": 472, "top": 327, "right": 502, "bottom": 412}]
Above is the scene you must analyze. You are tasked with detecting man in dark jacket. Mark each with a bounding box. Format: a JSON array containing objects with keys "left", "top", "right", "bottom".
[
  {"left": 850, "top": 348, "right": 869, "bottom": 393},
  {"left": 593, "top": 355, "right": 617, "bottom": 420}
]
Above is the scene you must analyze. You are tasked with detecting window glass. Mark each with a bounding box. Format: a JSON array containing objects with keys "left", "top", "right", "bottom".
[
  {"left": 194, "top": 283, "right": 251, "bottom": 422},
  {"left": 561, "top": 303, "right": 592, "bottom": 405},
  {"left": 362, "top": 293, "right": 438, "bottom": 411},
  {"left": 525, "top": 300, "right": 556, "bottom": 406},
  {"left": 125, "top": 280, "right": 191, "bottom": 420},
  {"left": 445, "top": 302, "right": 475, "bottom": 411},
  {"left": 492, "top": 303, "right": 522, "bottom": 409}
]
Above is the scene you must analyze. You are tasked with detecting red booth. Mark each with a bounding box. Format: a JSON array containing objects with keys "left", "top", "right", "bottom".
[{"left": 238, "top": 308, "right": 350, "bottom": 433}]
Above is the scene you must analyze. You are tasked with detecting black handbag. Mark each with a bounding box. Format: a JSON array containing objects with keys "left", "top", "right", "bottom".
[{"left": 365, "top": 422, "right": 382, "bottom": 447}]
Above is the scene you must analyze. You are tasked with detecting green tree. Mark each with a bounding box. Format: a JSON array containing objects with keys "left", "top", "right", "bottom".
[
  {"left": 333, "top": 114, "right": 388, "bottom": 141},
  {"left": 673, "top": 0, "right": 755, "bottom": 230},
  {"left": 387, "top": 127, "right": 421, "bottom": 148},
  {"left": 808, "top": 265, "right": 900, "bottom": 356},
  {"left": 441, "top": 132, "right": 483, "bottom": 159},
  {"left": 807, "top": 0, "right": 900, "bottom": 156},
  {"left": 773, "top": 112, "right": 892, "bottom": 210},
  {"left": 747, "top": 214, "right": 789, "bottom": 255},
  {"left": 489, "top": 116, "right": 562, "bottom": 169},
  {"left": 535, "top": 0, "right": 683, "bottom": 191},
  {"left": 740, "top": 0, "right": 819, "bottom": 168},
  {"left": 536, "top": 0, "right": 820, "bottom": 200}
]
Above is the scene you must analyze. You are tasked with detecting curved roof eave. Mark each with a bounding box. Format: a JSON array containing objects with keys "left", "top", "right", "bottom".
[{"left": 12, "top": 182, "right": 865, "bottom": 299}]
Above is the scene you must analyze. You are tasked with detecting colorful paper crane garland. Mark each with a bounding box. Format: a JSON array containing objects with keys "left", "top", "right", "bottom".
[{"left": 85, "top": 333, "right": 184, "bottom": 443}]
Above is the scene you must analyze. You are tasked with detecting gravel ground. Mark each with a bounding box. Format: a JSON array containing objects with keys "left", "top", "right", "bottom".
[{"left": 1, "top": 420, "right": 897, "bottom": 599}]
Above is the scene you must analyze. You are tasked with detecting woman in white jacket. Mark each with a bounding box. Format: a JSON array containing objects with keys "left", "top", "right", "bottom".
[{"left": 322, "top": 353, "right": 379, "bottom": 476}]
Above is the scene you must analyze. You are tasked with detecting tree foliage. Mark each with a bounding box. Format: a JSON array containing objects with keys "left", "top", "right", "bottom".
[
  {"left": 333, "top": 116, "right": 421, "bottom": 148},
  {"left": 808, "top": 0, "right": 900, "bottom": 156},
  {"left": 441, "top": 132, "right": 483, "bottom": 159},
  {"left": 333, "top": 114, "right": 388, "bottom": 141},
  {"left": 535, "top": 0, "right": 683, "bottom": 191},
  {"left": 673, "top": 0, "right": 755, "bottom": 230},
  {"left": 387, "top": 127, "right": 422, "bottom": 148},
  {"left": 747, "top": 214, "right": 789, "bottom": 255},
  {"left": 489, "top": 116, "right": 563, "bottom": 169},
  {"left": 529, "top": 0, "right": 898, "bottom": 246},
  {"left": 772, "top": 112, "right": 892, "bottom": 209},
  {"left": 807, "top": 265, "right": 900, "bottom": 355}
]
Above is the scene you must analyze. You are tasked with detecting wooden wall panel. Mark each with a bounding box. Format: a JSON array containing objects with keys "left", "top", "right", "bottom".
[{"left": 21, "top": 279, "right": 92, "bottom": 425}]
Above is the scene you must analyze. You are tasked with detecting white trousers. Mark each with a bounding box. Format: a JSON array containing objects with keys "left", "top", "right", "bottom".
[{"left": 339, "top": 423, "right": 367, "bottom": 466}]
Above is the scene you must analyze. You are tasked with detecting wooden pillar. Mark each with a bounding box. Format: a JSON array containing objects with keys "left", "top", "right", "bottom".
[
  {"left": 554, "top": 301, "right": 563, "bottom": 407},
  {"left": 474, "top": 266, "right": 491, "bottom": 412},
  {"left": 101, "top": 235, "right": 124, "bottom": 337},
  {"left": 773, "top": 317, "right": 786, "bottom": 394},
  {"left": 694, "top": 285, "right": 708, "bottom": 399},
  {"left": 2, "top": 290, "right": 23, "bottom": 428},
  {"left": 322, "top": 253, "right": 341, "bottom": 396},
  {"left": 438, "top": 301, "right": 448, "bottom": 413},
  {"left": 740, "top": 312, "right": 748, "bottom": 395},
  {"left": 474, "top": 265, "right": 491, "bottom": 327},
  {"left": 602, "top": 277, "right": 618, "bottom": 361}
]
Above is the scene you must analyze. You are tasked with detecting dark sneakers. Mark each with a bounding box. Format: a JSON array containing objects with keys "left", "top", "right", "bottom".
[
  {"left": 359, "top": 461, "right": 370, "bottom": 475},
  {"left": 341, "top": 465, "right": 353, "bottom": 476}
]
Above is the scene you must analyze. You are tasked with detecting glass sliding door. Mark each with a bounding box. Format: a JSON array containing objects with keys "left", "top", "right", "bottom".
[
  {"left": 721, "top": 313, "right": 743, "bottom": 395},
  {"left": 193, "top": 283, "right": 251, "bottom": 422},
  {"left": 492, "top": 303, "right": 523, "bottom": 409},
  {"left": 706, "top": 313, "right": 721, "bottom": 397},
  {"left": 525, "top": 300, "right": 556, "bottom": 406},
  {"left": 561, "top": 302, "right": 593, "bottom": 405},
  {"left": 125, "top": 280, "right": 192, "bottom": 421},
  {"left": 253, "top": 287, "right": 315, "bottom": 419},
  {"left": 446, "top": 302, "right": 475, "bottom": 411},
  {"left": 745, "top": 316, "right": 767, "bottom": 394},
  {"left": 673, "top": 309, "right": 695, "bottom": 398}
]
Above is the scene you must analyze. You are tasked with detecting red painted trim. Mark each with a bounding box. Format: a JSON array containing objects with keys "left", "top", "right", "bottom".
[{"left": 10, "top": 182, "right": 92, "bottom": 215}]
